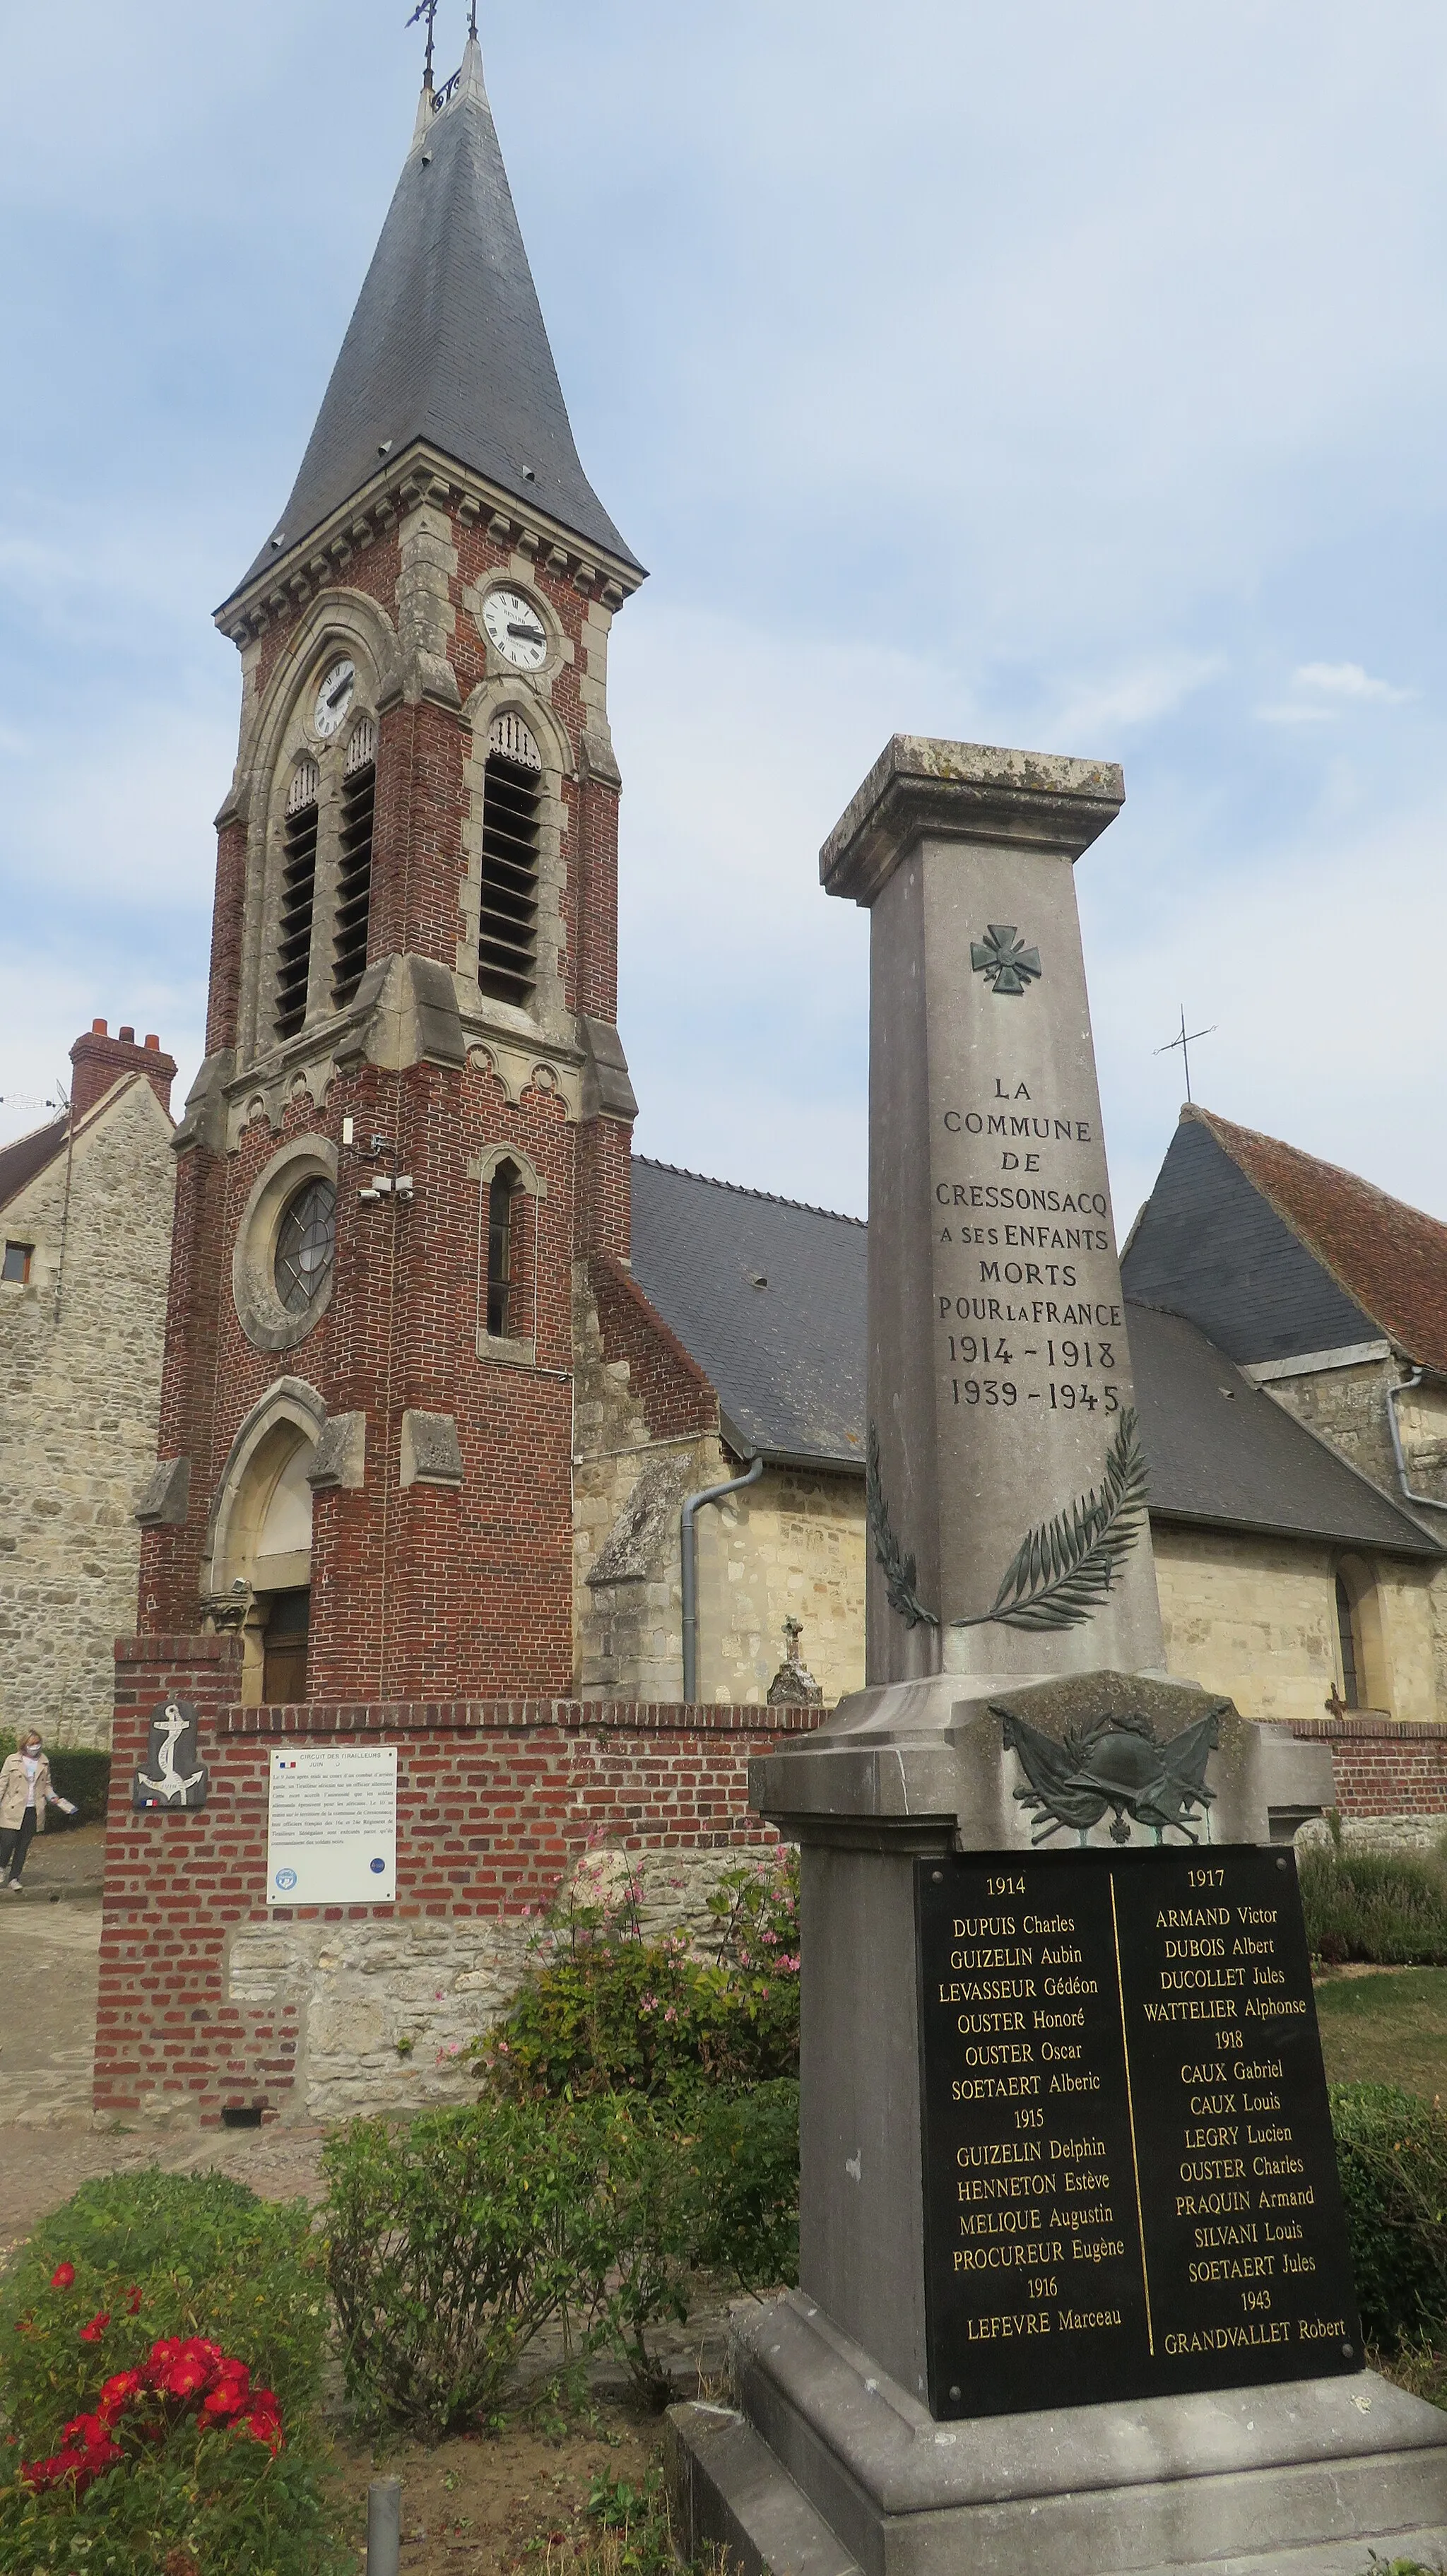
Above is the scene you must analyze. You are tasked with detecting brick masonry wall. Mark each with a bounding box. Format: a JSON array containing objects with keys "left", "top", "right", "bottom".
[
  {"left": 1292, "top": 1714, "right": 1447, "bottom": 1819},
  {"left": 98, "top": 1637, "right": 824, "bottom": 2126}
]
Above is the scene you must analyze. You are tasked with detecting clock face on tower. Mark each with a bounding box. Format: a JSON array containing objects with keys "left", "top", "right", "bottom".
[
  {"left": 483, "top": 588, "right": 548, "bottom": 670},
  {"left": 314, "top": 658, "right": 356, "bottom": 737}
]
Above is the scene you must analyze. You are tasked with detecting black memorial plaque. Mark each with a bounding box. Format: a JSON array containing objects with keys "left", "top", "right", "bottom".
[{"left": 917, "top": 1846, "right": 1360, "bottom": 2419}]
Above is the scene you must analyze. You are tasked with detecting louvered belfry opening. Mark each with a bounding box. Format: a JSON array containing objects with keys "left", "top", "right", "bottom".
[
  {"left": 333, "top": 719, "right": 377, "bottom": 1006},
  {"left": 276, "top": 761, "right": 320, "bottom": 1039},
  {"left": 478, "top": 714, "right": 542, "bottom": 1007}
]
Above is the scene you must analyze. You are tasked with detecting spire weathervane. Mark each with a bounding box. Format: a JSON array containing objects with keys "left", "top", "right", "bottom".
[
  {"left": 406, "top": 0, "right": 438, "bottom": 90},
  {"left": 1154, "top": 1005, "right": 1217, "bottom": 1106}
]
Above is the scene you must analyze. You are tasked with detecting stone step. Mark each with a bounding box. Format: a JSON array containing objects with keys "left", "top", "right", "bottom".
[{"left": 667, "top": 2401, "right": 863, "bottom": 2576}]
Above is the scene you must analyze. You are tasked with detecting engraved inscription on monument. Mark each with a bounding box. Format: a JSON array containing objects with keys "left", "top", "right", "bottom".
[{"left": 917, "top": 1846, "right": 1359, "bottom": 2419}]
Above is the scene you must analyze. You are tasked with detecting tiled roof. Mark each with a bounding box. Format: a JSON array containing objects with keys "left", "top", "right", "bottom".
[
  {"left": 1181, "top": 1106, "right": 1447, "bottom": 1372},
  {"left": 229, "top": 42, "right": 639, "bottom": 601},
  {"left": 629, "top": 1157, "right": 1439, "bottom": 1556},
  {"left": 0, "top": 1114, "right": 67, "bottom": 1218}
]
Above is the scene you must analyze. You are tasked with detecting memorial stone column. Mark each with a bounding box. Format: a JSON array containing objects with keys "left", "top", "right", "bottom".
[
  {"left": 832, "top": 737, "right": 1164, "bottom": 1693},
  {"left": 667, "top": 738, "right": 1447, "bottom": 2576}
]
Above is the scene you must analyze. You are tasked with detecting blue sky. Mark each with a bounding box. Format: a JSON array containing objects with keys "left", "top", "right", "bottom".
[{"left": 2, "top": 0, "right": 1446, "bottom": 1236}]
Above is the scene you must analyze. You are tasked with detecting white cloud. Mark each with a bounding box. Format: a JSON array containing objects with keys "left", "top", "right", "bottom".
[
  {"left": 1293, "top": 661, "right": 1414, "bottom": 703},
  {"left": 1256, "top": 702, "right": 1338, "bottom": 725},
  {"left": 1052, "top": 656, "right": 1224, "bottom": 744}
]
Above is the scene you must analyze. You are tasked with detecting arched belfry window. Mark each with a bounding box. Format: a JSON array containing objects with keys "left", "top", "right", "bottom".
[
  {"left": 276, "top": 760, "right": 319, "bottom": 1039},
  {"left": 333, "top": 717, "right": 376, "bottom": 1006},
  {"left": 486, "top": 1158, "right": 522, "bottom": 1337},
  {"left": 478, "top": 714, "right": 542, "bottom": 1008}
]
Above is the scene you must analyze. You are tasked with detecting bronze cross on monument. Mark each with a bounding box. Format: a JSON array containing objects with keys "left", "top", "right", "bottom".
[{"left": 1154, "top": 1003, "right": 1217, "bottom": 1104}]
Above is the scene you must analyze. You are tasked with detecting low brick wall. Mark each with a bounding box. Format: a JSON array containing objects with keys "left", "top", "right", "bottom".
[
  {"left": 1292, "top": 1715, "right": 1447, "bottom": 1821},
  {"left": 98, "top": 1637, "right": 825, "bottom": 2127}
]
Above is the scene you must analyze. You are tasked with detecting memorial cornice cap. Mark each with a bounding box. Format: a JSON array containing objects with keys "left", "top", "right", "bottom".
[{"left": 820, "top": 734, "right": 1125, "bottom": 907}]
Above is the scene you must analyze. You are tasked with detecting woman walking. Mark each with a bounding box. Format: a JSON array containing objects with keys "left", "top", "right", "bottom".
[{"left": 0, "top": 1730, "right": 76, "bottom": 1891}]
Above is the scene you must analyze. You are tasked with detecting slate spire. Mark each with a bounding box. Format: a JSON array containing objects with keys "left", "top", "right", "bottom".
[{"left": 233, "top": 34, "right": 638, "bottom": 593}]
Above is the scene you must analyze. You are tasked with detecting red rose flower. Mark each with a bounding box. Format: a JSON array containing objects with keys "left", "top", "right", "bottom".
[
  {"left": 49, "top": 2262, "right": 76, "bottom": 2291},
  {"left": 78, "top": 2311, "right": 112, "bottom": 2342},
  {"left": 124, "top": 2284, "right": 143, "bottom": 2315}
]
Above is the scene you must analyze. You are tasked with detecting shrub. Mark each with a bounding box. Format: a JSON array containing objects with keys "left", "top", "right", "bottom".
[
  {"left": 0, "top": 2410, "right": 352, "bottom": 2576},
  {"left": 325, "top": 2099, "right": 584, "bottom": 2438},
  {"left": 1330, "top": 2084, "right": 1447, "bottom": 2345},
  {"left": 0, "top": 2181, "right": 350, "bottom": 2576},
  {"left": 0, "top": 2170, "right": 327, "bottom": 2453},
  {"left": 475, "top": 1846, "right": 800, "bottom": 2100},
  {"left": 324, "top": 2079, "right": 801, "bottom": 2432},
  {"left": 1301, "top": 1838, "right": 1447, "bottom": 1967}
]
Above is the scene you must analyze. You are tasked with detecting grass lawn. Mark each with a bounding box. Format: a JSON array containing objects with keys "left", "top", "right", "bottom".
[{"left": 1315, "top": 1968, "right": 1447, "bottom": 2099}]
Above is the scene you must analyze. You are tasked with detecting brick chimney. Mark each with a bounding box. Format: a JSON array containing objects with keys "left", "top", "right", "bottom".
[{"left": 68, "top": 1021, "right": 177, "bottom": 1123}]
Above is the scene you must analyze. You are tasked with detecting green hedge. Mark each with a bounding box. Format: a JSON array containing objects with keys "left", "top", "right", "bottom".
[
  {"left": 1301, "top": 1839, "right": 1447, "bottom": 1967},
  {"left": 0, "top": 1730, "right": 112, "bottom": 1823},
  {"left": 1328, "top": 2084, "right": 1447, "bottom": 2346}
]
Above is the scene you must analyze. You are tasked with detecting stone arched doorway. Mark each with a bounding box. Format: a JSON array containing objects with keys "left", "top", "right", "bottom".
[{"left": 203, "top": 1381, "right": 324, "bottom": 1705}]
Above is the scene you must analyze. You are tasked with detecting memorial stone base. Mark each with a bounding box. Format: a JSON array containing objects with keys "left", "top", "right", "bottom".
[
  {"left": 666, "top": 1672, "right": 1447, "bottom": 2575},
  {"left": 669, "top": 2300, "right": 1447, "bottom": 2576}
]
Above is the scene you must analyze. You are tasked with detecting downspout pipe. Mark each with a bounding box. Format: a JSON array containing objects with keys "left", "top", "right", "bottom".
[
  {"left": 1386, "top": 1366, "right": 1447, "bottom": 1513},
  {"left": 681, "top": 1452, "right": 764, "bottom": 1703}
]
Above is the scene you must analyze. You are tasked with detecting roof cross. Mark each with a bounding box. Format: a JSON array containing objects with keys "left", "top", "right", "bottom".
[
  {"left": 406, "top": 0, "right": 438, "bottom": 90},
  {"left": 1154, "top": 1005, "right": 1217, "bottom": 1106}
]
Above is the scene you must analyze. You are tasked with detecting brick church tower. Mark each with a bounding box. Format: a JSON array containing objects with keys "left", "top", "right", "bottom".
[{"left": 137, "top": 31, "right": 644, "bottom": 1703}]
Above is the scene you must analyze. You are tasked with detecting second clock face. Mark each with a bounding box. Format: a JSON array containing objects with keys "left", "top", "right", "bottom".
[
  {"left": 483, "top": 588, "right": 548, "bottom": 670},
  {"left": 314, "top": 658, "right": 355, "bottom": 737}
]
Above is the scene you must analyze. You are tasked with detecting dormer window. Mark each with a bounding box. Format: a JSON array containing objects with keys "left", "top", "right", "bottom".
[
  {"left": 276, "top": 760, "right": 320, "bottom": 1039},
  {"left": 333, "top": 719, "right": 376, "bottom": 1006},
  {"left": 478, "top": 715, "right": 541, "bottom": 1008}
]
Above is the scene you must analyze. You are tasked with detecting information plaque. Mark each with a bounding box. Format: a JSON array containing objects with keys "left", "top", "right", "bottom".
[{"left": 917, "top": 1845, "right": 1361, "bottom": 2420}]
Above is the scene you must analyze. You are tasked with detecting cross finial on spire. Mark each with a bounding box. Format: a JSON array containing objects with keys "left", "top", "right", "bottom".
[
  {"left": 406, "top": 0, "right": 438, "bottom": 91},
  {"left": 468, "top": 1, "right": 478, "bottom": 38}
]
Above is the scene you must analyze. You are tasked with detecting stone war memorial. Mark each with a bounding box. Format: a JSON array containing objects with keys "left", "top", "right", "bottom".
[{"left": 668, "top": 739, "right": 1447, "bottom": 2575}]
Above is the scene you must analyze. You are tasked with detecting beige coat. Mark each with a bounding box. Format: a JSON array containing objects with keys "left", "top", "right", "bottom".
[{"left": 0, "top": 1750, "right": 54, "bottom": 1833}]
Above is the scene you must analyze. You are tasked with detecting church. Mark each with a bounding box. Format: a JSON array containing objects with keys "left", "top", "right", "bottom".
[
  {"left": 86, "top": 18, "right": 1447, "bottom": 2127},
  {"left": 129, "top": 20, "right": 1447, "bottom": 1750}
]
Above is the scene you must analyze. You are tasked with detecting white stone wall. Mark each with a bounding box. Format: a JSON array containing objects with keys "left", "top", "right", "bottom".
[
  {"left": 1152, "top": 1520, "right": 1439, "bottom": 1725},
  {"left": 225, "top": 1845, "right": 754, "bottom": 2121},
  {"left": 0, "top": 1081, "right": 175, "bottom": 1747}
]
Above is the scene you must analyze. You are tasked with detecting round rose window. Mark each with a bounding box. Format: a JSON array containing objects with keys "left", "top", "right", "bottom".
[{"left": 273, "top": 1178, "right": 336, "bottom": 1313}]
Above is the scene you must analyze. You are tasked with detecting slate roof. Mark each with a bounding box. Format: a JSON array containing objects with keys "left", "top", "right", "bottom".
[
  {"left": 0, "top": 1114, "right": 68, "bottom": 1217},
  {"left": 630, "top": 1159, "right": 868, "bottom": 1470},
  {"left": 1125, "top": 1303, "right": 1437, "bottom": 1557},
  {"left": 630, "top": 1156, "right": 1439, "bottom": 1557},
  {"left": 230, "top": 42, "right": 639, "bottom": 600},
  {"left": 1124, "top": 1106, "right": 1447, "bottom": 1373}
]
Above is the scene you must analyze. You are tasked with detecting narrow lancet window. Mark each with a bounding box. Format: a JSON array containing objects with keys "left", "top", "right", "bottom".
[
  {"left": 486, "top": 1159, "right": 521, "bottom": 1337},
  {"left": 333, "top": 719, "right": 376, "bottom": 1005},
  {"left": 478, "top": 715, "right": 542, "bottom": 1007},
  {"left": 1335, "top": 1573, "right": 1362, "bottom": 1709},
  {"left": 276, "top": 760, "right": 320, "bottom": 1039}
]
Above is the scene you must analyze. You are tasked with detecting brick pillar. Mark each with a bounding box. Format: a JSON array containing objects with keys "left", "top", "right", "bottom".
[{"left": 97, "top": 1634, "right": 248, "bottom": 2122}]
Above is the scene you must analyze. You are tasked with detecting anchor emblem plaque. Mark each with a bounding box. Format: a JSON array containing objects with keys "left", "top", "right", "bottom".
[{"left": 131, "top": 1698, "right": 210, "bottom": 1812}]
